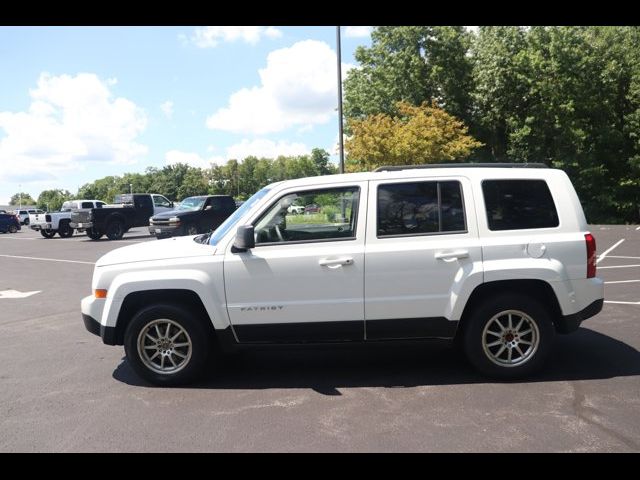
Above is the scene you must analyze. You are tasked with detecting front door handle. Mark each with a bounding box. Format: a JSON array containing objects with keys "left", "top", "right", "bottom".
[
  {"left": 434, "top": 250, "right": 469, "bottom": 261},
  {"left": 319, "top": 257, "right": 354, "bottom": 268}
]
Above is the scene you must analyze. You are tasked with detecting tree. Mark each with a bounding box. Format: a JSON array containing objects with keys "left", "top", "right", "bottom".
[
  {"left": 311, "top": 148, "right": 334, "bottom": 175},
  {"left": 37, "top": 189, "right": 73, "bottom": 212},
  {"left": 9, "top": 192, "right": 36, "bottom": 206},
  {"left": 343, "top": 26, "right": 474, "bottom": 124},
  {"left": 345, "top": 101, "right": 482, "bottom": 172}
]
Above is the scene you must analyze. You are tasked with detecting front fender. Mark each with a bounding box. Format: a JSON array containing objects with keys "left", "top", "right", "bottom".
[{"left": 101, "top": 269, "right": 229, "bottom": 330}]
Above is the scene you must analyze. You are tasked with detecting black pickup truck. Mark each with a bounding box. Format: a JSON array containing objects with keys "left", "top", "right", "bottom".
[
  {"left": 148, "top": 195, "right": 236, "bottom": 239},
  {"left": 70, "top": 193, "right": 174, "bottom": 240}
]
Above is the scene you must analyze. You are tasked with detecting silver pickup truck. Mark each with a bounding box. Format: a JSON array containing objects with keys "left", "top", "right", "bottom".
[{"left": 30, "top": 200, "right": 106, "bottom": 238}]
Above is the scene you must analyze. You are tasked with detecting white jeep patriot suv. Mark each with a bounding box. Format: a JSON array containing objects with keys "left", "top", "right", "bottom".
[{"left": 81, "top": 164, "right": 604, "bottom": 386}]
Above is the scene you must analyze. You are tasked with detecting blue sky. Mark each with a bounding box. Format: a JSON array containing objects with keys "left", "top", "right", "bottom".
[{"left": 0, "top": 26, "right": 372, "bottom": 204}]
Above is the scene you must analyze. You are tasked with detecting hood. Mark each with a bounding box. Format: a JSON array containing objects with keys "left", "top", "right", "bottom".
[
  {"left": 96, "top": 235, "right": 215, "bottom": 267},
  {"left": 151, "top": 209, "right": 199, "bottom": 220}
]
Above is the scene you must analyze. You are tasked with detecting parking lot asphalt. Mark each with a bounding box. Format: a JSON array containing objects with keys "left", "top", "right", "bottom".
[{"left": 0, "top": 225, "right": 639, "bottom": 452}]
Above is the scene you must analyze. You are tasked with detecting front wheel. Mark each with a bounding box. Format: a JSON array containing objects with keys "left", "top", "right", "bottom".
[
  {"left": 124, "top": 304, "right": 212, "bottom": 386},
  {"left": 462, "top": 294, "right": 554, "bottom": 379},
  {"left": 184, "top": 223, "right": 199, "bottom": 236},
  {"left": 40, "top": 229, "right": 56, "bottom": 238},
  {"left": 86, "top": 227, "right": 103, "bottom": 240},
  {"left": 9, "top": 225, "right": 18, "bottom": 234},
  {"left": 23, "top": 218, "right": 30, "bottom": 226}
]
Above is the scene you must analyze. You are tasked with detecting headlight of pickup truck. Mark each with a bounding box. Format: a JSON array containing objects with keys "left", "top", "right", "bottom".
[{"left": 168, "top": 216, "right": 181, "bottom": 224}]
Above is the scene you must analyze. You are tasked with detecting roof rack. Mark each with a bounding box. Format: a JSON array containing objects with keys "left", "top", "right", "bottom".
[{"left": 373, "top": 163, "right": 548, "bottom": 172}]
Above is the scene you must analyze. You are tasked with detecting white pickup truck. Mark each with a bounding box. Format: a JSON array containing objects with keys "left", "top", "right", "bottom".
[
  {"left": 30, "top": 200, "right": 106, "bottom": 238},
  {"left": 82, "top": 164, "right": 604, "bottom": 386}
]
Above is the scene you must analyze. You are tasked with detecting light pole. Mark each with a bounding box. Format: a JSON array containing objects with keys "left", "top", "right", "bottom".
[
  {"left": 336, "top": 26, "right": 345, "bottom": 174},
  {"left": 129, "top": 184, "right": 133, "bottom": 195}
]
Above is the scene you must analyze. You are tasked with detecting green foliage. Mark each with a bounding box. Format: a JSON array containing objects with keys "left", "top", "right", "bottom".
[
  {"left": 37, "top": 189, "right": 73, "bottom": 211},
  {"left": 9, "top": 192, "right": 36, "bottom": 206},
  {"left": 344, "top": 26, "right": 640, "bottom": 223},
  {"left": 68, "top": 149, "right": 335, "bottom": 205}
]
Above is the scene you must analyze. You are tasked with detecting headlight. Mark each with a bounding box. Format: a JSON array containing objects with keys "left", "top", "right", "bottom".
[
  {"left": 169, "top": 216, "right": 181, "bottom": 223},
  {"left": 149, "top": 217, "right": 154, "bottom": 223}
]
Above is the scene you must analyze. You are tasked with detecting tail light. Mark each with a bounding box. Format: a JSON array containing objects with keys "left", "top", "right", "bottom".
[
  {"left": 585, "top": 233, "right": 596, "bottom": 278},
  {"left": 45, "top": 214, "right": 51, "bottom": 222}
]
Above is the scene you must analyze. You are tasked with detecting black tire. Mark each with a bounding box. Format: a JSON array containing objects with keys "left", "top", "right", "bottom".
[
  {"left": 40, "top": 229, "right": 56, "bottom": 238},
  {"left": 57, "top": 221, "right": 74, "bottom": 238},
  {"left": 105, "top": 220, "right": 125, "bottom": 240},
  {"left": 86, "top": 227, "right": 103, "bottom": 240},
  {"left": 462, "top": 293, "right": 554, "bottom": 380},
  {"left": 23, "top": 218, "right": 29, "bottom": 226},
  {"left": 184, "top": 223, "right": 199, "bottom": 236},
  {"left": 9, "top": 225, "right": 18, "bottom": 234},
  {"left": 123, "top": 304, "right": 212, "bottom": 386}
]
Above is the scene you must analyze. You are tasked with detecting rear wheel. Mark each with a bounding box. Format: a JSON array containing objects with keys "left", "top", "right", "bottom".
[
  {"left": 23, "top": 218, "right": 30, "bottom": 226},
  {"left": 9, "top": 225, "right": 18, "bottom": 234},
  {"left": 462, "top": 294, "right": 554, "bottom": 379},
  {"left": 124, "top": 304, "right": 212, "bottom": 386},
  {"left": 86, "top": 227, "right": 103, "bottom": 240},
  {"left": 106, "top": 220, "right": 125, "bottom": 240},
  {"left": 58, "top": 221, "right": 74, "bottom": 238},
  {"left": 40, "top": 229, "right": 56, "bottom": 238}
]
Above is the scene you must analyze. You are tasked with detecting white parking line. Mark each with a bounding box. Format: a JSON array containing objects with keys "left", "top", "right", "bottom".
[
  {"left": 597, "top": 239, "right": 624, "bottom": 264},
  {"left": 605, "top": 300, "right": 640, "bottom": 305},
  {"left": 607, "top": 255, "right": 640, "bottom": 260},
  {"left": 605, "top": 279, "right": 640, "bottom": 284},
  {"left": 598, "top": 264, "right": 640, "bottom": 269},
  {"left": 636, "top": 226, "right": 640, "bottom": 231},
  {"left": 0, "top": 254, "right": 94, "bottom": 265}
]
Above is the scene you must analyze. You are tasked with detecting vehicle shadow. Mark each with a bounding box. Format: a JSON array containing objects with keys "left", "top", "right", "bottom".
[{"left": 112, "top": 328, "right": 640, "bottom": 393}]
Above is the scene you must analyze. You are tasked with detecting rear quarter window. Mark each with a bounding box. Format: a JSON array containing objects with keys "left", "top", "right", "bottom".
[{"left": 482, "top": 179, "right": 559, "bottom": 231}]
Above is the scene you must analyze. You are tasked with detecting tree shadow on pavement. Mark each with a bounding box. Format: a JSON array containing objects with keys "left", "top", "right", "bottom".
[{"left": 112, "top": 328, "right": 640, "bottom": 393}]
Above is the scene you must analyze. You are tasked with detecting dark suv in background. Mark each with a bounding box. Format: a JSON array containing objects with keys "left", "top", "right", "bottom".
[
  {"left": 0, "top": 213, "right": 21, "bottom": 233},
  {"left": 149, "top": 195, "right": 236, "bottom": 239}
]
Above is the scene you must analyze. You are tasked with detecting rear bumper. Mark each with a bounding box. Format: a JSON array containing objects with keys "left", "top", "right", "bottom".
[
  {"left": 557, "top": 298, "right": 604, "bottom": 334},
  {"left": 30, "top": 223, "right": 52, "bottom": 231}
]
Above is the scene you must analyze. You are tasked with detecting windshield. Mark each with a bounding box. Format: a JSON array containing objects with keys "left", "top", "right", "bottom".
[
  {"left": 177, "top": 197, "right": 206, "bottom": 211},
  {"left": 205, "top": 187, "right": 271, "bottom": 246}
]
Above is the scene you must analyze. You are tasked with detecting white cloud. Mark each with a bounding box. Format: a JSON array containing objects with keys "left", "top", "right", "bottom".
[
  {"left": 206, "top": 40, "right": 353, "bottom": 135},
  {"left": 190, "top": 26, "right": 283, "bottom": 48},
  {"left": 160, "top": 100, "right": 174, "bottom": 119},
  {"left": 0, "top": 73, "right": 147, "bottom": 184},
  {"left": 345, "top": 26, "right": 373, "bottom": 38},
  {"left": 166, "top": 139, "right": 310, "bottom": 168}
]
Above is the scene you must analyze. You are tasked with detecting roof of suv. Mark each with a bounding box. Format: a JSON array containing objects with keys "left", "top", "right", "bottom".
[{"left": 267, "top": 164, "right": 562, "bottom": 190}]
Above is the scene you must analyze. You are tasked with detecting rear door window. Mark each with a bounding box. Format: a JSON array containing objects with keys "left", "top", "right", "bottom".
[
  {"left": 377, "top": 180, "right": 466, "bottom": 237},
  {"left": 482, "top": 179, "right": 559, "bottom": 230}
]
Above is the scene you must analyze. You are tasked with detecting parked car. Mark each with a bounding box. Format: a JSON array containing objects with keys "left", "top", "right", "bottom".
[
  {"left": 14, "top": 208, "right": 44, "bottom": 225},
  {"left": 304, "top": 204, "right": 321, "bottom": 214},
  {"left": 81, "top": 163, "right": 604, "bottom": 386},
  {"left": 30, "top": 200, "right": 106, "bottom": 238},
  {"left": 0, "top": 213, "right": 21, "bottom": 233},
  {"left": 149, "top": 195, "right": 236, "bottom": 239},
  {"left": 287, "top": 204, "right": 305, "bottom": 215},
  {"left": 70, "top": 194, "right": 173, "bottom": 240}
]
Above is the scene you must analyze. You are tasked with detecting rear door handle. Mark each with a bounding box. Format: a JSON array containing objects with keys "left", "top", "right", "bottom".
[
  {"left": 434, "top": 250, "right": 469, "bottom": 261},
  {"left": 319, "top": 257, "right": 354, "bottom": 268}
]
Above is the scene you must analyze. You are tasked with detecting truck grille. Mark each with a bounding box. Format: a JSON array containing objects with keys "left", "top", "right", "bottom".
[{"left": 70, "top": 210, "right": 92, "bottom": 224}]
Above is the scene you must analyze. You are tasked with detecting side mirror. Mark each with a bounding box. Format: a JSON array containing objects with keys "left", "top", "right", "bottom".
[
  {"left": 232, "top": 225, "right": 255, "bottom": 252},
  {"left": 170, "top": 202, "right": 175, "bottom": 208}
]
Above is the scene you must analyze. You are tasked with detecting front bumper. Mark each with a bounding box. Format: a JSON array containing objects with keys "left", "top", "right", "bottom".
[
  {"left": 70, "top": 221, "right": 93, "bottom": 229},
  {"left": 149, "top": 224, "right": 182, "bottom": 238},
  {"left": 81, "top": 295, "right": 117, "bottom": 345}
]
